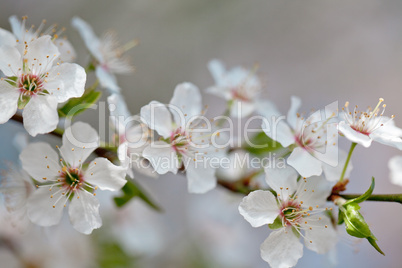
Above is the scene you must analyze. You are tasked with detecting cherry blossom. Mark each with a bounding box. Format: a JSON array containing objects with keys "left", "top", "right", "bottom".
[
  {"left": 0, "top": 35, "right": 86, "bottom": 136},
  {"left": 19, "top": 122, "right": 127, "bottom": 234},
  {"left": 239, "top": 165, "right": 337, "bottom": 268}
]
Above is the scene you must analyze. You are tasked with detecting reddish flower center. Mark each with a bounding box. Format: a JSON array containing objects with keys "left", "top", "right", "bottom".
[{"left": 18, "top": 74, "right": 44, "bottom": 96}]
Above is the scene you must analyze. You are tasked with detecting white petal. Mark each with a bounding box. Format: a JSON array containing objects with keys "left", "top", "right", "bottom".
[
  {"left": 287, "top": 147, "right": 323, "bottom": 177},
  {"left": 322, "top": 149, "right": 353, "bottom": 182},
  {"left": 205, "top": 86, "right": 231, "bottom": 100},
  {"left": 264, "top": 119, "right": 295, "bottom": 148},
  {"left": 142, "top": 142, "right": 179, "bottom": 174},
  {"left": 238, "top": 190, "right": 279, "bottom": 227},
  {"left": 45, "top": 63, "right": 86, "bottom": 102},
  {"left": 107, "top": 93, "right": 131, "bottom": 128},
  {"left": 230, "top": 99, "right": 255, "bottom": 118},
  {"left": 264, "top": 164, "right": 298, "bottom": 194},
  {"left": 389, "top": 156, "right": 402, "bottom": 187},
  {"left": 60, "top": 121, "right": 99, "bottom": 167},
  {"left": 297, "top": 176, "right": 332, "bottom": 208},
  {"left": 303, "top": 215, "right": 337, "bottom": 254},
  {"left": 20, "top": 142, "right": 60, "bottom": 181},
  {"left": 27, "top": 186, "right": 65, "bottom": 227},
  {"left": 71, "top": 17, "right": 102, "bottom": 61},
  {"left": 0, "top": 28, "right": 16, "bottom": 47},
  {"left": 8, "top": 15, "right": 23, "bottom": 40},
  {"left": 255, "top": 99, "right": 281, "bottom": 119},
  {"left": 371, "top": 132, "right": 402, "bottom": 150},
  {"left": 0, "top": 81, "right": 19, "bottom": 123},
  {"left": 0, "top": 45, "right": 22, "bottom": 76},
  {"left": 22, "top": 95, "right": 58, "bottom": 136},
  {"left": 287, "top": 96, "right": 302, "bottom": 129},
  {"left": 185, "top": 159, "right": 217, "bottom": 194},
  {"left": 68, "top": 190, "right": 102, "bottom": 234},
  {"left": 54, "top": 38, "right": 77, "bottom": 63},
  {"left": 140, "top": 101, "right": 172, "bottom": 139},
  {"left": 260, "top": 228, "right": 303, "bottom": 268},
  {"left": 95, "top": 66, "right": 120, "bottom": 92},
  {"left": 169, "top": 82, "right": 202, "bottom": 127},
  {"left": 25, "top": 36, "right": 59, "bottom": 73},
  {"left": 85, "top": 157, "right": 127, "bottom": 191},
  {"left": 338, "top": 121, "right": 372, "bottom": 147},
  {"left": 208, "top": 59, "right": 225, "bottom": 82}
]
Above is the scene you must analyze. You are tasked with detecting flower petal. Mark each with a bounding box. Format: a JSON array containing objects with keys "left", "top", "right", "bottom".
[
  {"left": 20, "top": 142, "right": 61, "bottom": 181},
  {"left": 22, "top": 95, "right": 59, "bottom": 136},
  {"left": 297, "top": 176, "right": 333, "bottom": 208},
  {"left": 60, "top": 121, "right": 99, "bottom": 167},
  {"left": 169, "top": 82, "right": 202, "bottom": 127},
  {"left": 0, "top": 28, "right": 16, "bottom": 47},
  {"left": 85, "top": 157, "right": 127, "bottom": 191},
  {"left": 68, "top": 190, "right": 102, "bottom": 234},
  {"left": 264, "top": 118, "right": 295, "bottom": 148},
  {"left": 25, "top": 36, "right": 59, "bottom": 74},
  {"left": 287, "top": 147, "right": 323, "bottom": 177},
  {"left": 54, "top": 38, "right": 77, "bottom": 63},
  {"left": 389, "top": 156, "right": 402, "bottom": 187},
  {"left": 230, "top": 99, "right": 255, "bottom": 118},
  {"left": 95, "top": 66, "right": 120, "bottom": 93},
  {"left": 71, "top": 17, "right": 102, "bottom": 61},
  {"left": 303, "top": 215, "right": 337, "bottom": 254},
  {"left": 371, "top": 132, "right": 402, "bottom": 150},
  {"left": 208, "top": 59, "right": 226, "bottom": 83},
  {"left": 260, "top": 228, "right": 303, "bottom": 268},
  {"left": 287, "top": 96, "right": 301, "bottom": 130},
  {"left": 322, "top": 149, "right": 353, "bottom": 182},
  {"left": 185, "top": 159, "right": 217, "bottom": 194},
  {"left": 27, "top": 186, "right": 65, "bottom": 227},
  {"left": 45, "top": 63, "right": 86, "bottom": 102},
  {"left": 264, "top": 164, "right": 298, "bottom": 195},
  {"left": 238, "top": 190, "right": 279, "bottom": 227},
  {"left": 140, "top": 101, "right": 172, "bottom": 139},
  {"left": 142, "top": 142, "right": 179, "bottom": 175},
  {"left": 0, "top": 45, "right": 21, "bottom": 76},
  {"left": 0, "top": 81, "right": 19, "bottom": 124},
  {"left": 338, "top": 121, "right": 372, "bottom": 147}
]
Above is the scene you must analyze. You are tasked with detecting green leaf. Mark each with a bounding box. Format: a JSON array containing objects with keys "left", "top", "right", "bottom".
[
  {"left": 344, "top": 177, "right": 375, "bottom": 205},
  {"left": 243, "top": 131, "right": 283, "bottom": 156},
  {"left": 58, "top": 89, "right": 102, "bottom": 118},
  {"left": 114, "top": 179, "right": 161, "bottom": 211}
]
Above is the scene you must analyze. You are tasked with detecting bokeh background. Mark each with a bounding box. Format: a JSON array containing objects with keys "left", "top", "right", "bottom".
[{"left": 1, "top": 0, "right": 402, "bottom": 267}]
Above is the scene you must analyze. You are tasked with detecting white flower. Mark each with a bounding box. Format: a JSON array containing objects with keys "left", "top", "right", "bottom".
[
  {"left": 19, "top": 122, "right": 127, "bottom": 234},
  {"left": 107, "top": 93, "right": 157, "bottom": 178},
  {"left": 261, "top": 96, "right": 347, "bottom": 179},
  {"left": 206, "top": 59, "right": 262, "bottom": 118},
  {"left": 141, "top": 82, "right": 224, "bottom": 193},
  {"left": 239, "top": 165, "right": 337, "bottom": 268},
  {"left": 339, "top": 98, "right": 402, "bottom": 149},
  {"left": 0, "top": 15, "right": 77, "bottom": 62},
  {"left": 71, "top": 17, "right": 135, "bottom": 93},
  {"left": 0, "top": 163, "right": 33, "bottom": 232},
  {"left": 389, "top": 156, "right": 402, "bottom": 187},
  {"left": 0, "top": 35, "right": 86, "bottom": 136}
]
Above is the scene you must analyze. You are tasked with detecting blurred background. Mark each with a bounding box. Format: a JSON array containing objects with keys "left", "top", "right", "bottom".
[{"left": 1, "top": 0, "right": 402, "bottom": 267}]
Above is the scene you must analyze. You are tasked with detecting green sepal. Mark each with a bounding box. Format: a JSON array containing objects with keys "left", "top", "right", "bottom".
[
  {"left": 338, "top": 177, "right": 384, "bottom": 255},
  {"left": 18, "top": 95, "right": 30, "bottom": 109},
  {"left": 58, "top": 89, "right": 102, "bottom": 118},
  {"left": 243, "top": 131, "right": 283, "bottom": 156},
  {"left": 344, "top": 177, "right": 375, "bottom": 206},
  {"left": 268, "top": 216, "right": 283, "bottom": 230},
  {"left": 114, "top": 179, "right": 161, "bottom": 211},
  {"left": 6, "top": 76, "right": 17, "bottom": 86}
]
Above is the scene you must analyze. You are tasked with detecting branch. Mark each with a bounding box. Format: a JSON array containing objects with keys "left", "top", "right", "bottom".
[{"left": 340, "top": 194, "right": 402, "bottom": 204}]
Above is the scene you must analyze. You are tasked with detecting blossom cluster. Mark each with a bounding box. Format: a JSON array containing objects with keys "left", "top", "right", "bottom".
[{"left": 1, "top": 15, "right": 402, "bottom": 268}]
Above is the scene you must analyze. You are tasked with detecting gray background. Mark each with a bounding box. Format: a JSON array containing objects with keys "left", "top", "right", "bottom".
[{"left": 1, "top": 0, "right": 402, "bottom": 267}]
